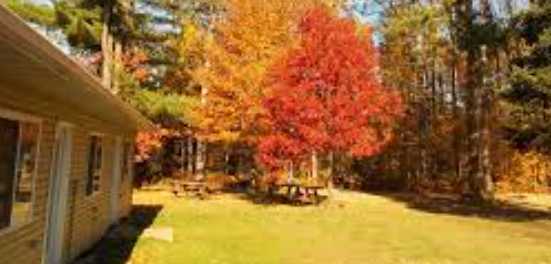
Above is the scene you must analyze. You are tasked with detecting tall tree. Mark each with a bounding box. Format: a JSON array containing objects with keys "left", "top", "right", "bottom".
[
  {"left": 258, "top": 6, "right": 403, "bottom": 178},
  {"left": 381, "top": 2, "right": 457, "bottom": 189},
  {"left": 455, "top": 0, "right": 502, "bottom": 200},
  {"left": 190, "top": 0, "right": 343, "bottom": 176},
  {"left": 7, "top": 0, "right": 56, "bottom": 27},
  {"left": 502, "top": 1, "right": 551, "bottom": 151}
]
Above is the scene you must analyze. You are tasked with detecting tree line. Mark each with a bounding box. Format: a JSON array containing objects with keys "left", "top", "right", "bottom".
[
  {"left": 8, "top": 0, "right": 551, "bottom": 200},
  {"left": 378, "top": 0, "right": 551, "bottom": 200}
]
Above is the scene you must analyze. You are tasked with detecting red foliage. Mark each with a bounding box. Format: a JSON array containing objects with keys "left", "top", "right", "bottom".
[
  {"left": 258, "top": 7, "right": 403, "bottom": 170},
  {"left": 256, "top": 134, "right": 307, "bottom": 171}
]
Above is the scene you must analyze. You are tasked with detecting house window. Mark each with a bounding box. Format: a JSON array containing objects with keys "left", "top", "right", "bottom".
[
  {"left": 86, "top": 135, "right": 102, "bottom": 196},
  {"left": 0, "top": 115, "right": 40, "bottom": 230}
]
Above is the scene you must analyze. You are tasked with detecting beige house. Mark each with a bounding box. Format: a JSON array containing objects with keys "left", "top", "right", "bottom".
[{"left": 0, "top": 6, "right": 151, "bottom": 264}]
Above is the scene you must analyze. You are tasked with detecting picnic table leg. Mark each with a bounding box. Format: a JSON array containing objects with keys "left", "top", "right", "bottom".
[
  {"left": 200, "top": 186, "right": 207, "bottom": 199},
  {"left": 287, "top": 186, "right": 292, "bottom": 200},
  {"left": 314, "top": 189, "right": 319, "bottom": 204},
  {"left": 172, "top": 184, "right": 178, "bottom": 197}
]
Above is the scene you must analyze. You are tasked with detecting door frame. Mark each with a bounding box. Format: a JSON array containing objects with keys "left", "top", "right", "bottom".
[
  {"left": 110, "top": 137, "right": 123, "bottom": 224},
  {"left": 42, "top": 122, "right": 73, "bottom": 264}
]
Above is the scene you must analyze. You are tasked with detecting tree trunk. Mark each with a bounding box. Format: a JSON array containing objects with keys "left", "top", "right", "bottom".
[
  {"left": 196, "top": 141, "right": 206, "bottom": 180},
  {"left": 478, "top": 0, "right": 494, "bottom": 200},
  {"left": 328, "top": 152, "right": 334, "bottom": 189},
  {"left": 187, "top": 136, "right": 194, "bottom": 177},
  {"left": 235, "top": 147, "right": 242, "bottom": 177},
  {"left": 430, "top": 61, "right": 438, "bottom": 180},
  {"left": 195, "top": 71, "right": 209, "bottom": 180},
  {"left": 113, "top": 40, "right": 123, "bottom": 94},
  {"left": 438, "top": 73, "right": 444, "bottom": 110},
  {"left": 451, "top": 60, "right": 462, "bottom": 185},
  {"left": 288, "top": 161, "right": 294, "bottom": 183},
  {"left": 478, "top": 46, "right": 494, "bottom": 200},
  {"left": 431, "top": 61, "right": 437, "bottom": 114},
  {"left": 101, "top": 1, "right": 113, "bottom": 89},
  {"left": 224, "top": 149, "right": 230, "bottom": 175},
  {"left": 448, "top": 3, "right": 463, "bottom": 190},
  {"left": 180, "top": 139, "right": 185, "bottom": 177},
  {"left": 464, "top": 14, "right": 481, "bottom": 198},
  {"left": 418, "top": 69, "right": 429, "bottom": 189},
  {"left": 311, "top": 151, "right": 318, "bottom": 180},
  {"left": 461, "top": 0, "right": 494, "bottom": 200}
]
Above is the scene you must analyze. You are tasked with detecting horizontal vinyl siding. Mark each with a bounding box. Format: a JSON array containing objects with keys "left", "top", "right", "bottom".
[
  {"left": 0, "top": 83, "right": 136, "bottom": 264},
  {"left": 66, "top": 133, "right": 115, "bottom": 260}
]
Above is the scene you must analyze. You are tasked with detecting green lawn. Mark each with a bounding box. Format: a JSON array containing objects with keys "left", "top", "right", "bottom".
[{"left": 97, "top": 190, "right": 551, "bottom": 264}]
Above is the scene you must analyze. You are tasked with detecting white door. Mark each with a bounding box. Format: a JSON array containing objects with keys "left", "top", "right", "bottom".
[
  {"left": 44, "top": 124, "right": 72, "bottom": 264},
  {"left": 110, "top": 137, "right": 123, "bottom": 224}
]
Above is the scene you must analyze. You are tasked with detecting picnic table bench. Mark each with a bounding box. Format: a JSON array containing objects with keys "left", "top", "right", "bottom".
[{"left": 173, "top": 180, "right": 208, "bottom": 199}]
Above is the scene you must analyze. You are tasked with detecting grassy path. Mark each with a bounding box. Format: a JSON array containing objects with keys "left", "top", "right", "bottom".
[{"left": 105, "top": 190, "right": 551, "bottom": 264}]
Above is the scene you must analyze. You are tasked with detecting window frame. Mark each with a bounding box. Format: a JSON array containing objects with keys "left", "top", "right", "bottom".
[
  {"left": 86, "top": 133, "right": 104, "bottom": 197},
  {"left": 0, "top": 107, "right": 41, "bottom": 235}
]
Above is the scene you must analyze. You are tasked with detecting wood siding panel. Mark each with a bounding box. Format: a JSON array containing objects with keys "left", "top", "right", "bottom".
[{"left": 0, "top": 83, "right": 136, "bottom": 264}]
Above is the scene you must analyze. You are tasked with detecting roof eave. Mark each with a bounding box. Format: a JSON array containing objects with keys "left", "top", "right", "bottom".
[{"left": 0, "top": 5, "right": 154, "bottom": 132}]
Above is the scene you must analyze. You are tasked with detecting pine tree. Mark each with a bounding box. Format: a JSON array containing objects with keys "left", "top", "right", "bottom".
[
  {"left": 502, "top": 1, "right": 551, "bottom": 151},
  {"left": 7, "top": 0, "right": 56, "bottom": 27}
]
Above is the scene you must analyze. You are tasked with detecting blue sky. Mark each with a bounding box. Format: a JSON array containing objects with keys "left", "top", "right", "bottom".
[
  {"left": 32, "top": 0, "right": 51, "bottom": 5},
  {"left": 30, "top": 0, "right": 383, "bottom": 22},
  {"left": 349, "top": 0, "right": 384, "bottom": 25},
  {"left": 28, "top": 0, "right": 526, "bottom": 46}
]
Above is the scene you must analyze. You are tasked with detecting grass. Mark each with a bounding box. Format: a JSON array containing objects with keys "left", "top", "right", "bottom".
[{"left": 98, "top": 190, "right": 551, "bottom": 264}]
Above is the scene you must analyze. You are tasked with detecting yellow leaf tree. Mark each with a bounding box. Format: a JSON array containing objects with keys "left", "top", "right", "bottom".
[{"left": 193, "top": 0, "right": 343, "bottom": 145}]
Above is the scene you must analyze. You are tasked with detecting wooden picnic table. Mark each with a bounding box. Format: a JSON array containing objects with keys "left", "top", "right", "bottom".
[
  {"left": 173, "top": 180, "right": 208, "bottom": 199},
  {"left": 274, "top": 183, "right": 325, "bottom": 204},
  {"left": 277, "top": 183, "right": 300, "bottom": 197},
  {"left": 303, "top": 185, "right": 324, "bottom": 196},
  {"left": 302, "top": 185, "right": 324, "bottom": 204}
]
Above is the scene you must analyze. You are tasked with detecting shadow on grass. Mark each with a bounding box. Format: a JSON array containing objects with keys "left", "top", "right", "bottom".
[
  {"left": 231, "top": 188, "right": 329, "bottom": 207},
  {"left": 136, "top": 187, "right": 168, "bottom": 192},
  {"left": 373, "top": 192, "right": 551, "bottom": 222},
  {"left": 72, "top": 205, "right": 163, "bottom": 264}
]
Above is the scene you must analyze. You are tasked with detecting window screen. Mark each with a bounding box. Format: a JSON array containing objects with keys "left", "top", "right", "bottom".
[
  {"left": 12, "top": 122, "right": 39, "bottom": 226},
  {"left": 0, "top": 117, "right": 40, "bottom": 230},
  {"left": 86, "top": 136, "right": 102, "bottom": 195},
  {"left": 0, "top": 118, "right": 18, "bottom": 229}
]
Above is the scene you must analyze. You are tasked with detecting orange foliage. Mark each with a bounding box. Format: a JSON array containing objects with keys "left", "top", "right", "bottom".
[
  {"left": 495, "top": 150, "right": 551, "bottom": 193},
  {"left": 135, "top": 130, "right": 163, "bottom": 163},
  {"left": 122, "top": 50, "right": 150, "bottom": 82},
  {"left": 193, "top": 0, "right": 344, "bottom": 144},
  {"left": 135, "top": 129, "right": 184, "bottom": 163}
]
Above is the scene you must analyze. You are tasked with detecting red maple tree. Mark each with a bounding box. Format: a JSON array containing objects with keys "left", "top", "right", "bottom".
[{"left": 258, "top": 7, "right": 403, "bottom": 171}]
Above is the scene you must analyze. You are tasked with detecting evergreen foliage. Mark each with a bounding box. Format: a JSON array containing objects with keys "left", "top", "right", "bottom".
[{"left": 502, "top": 2, "right": 551, "bottom": 151}]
